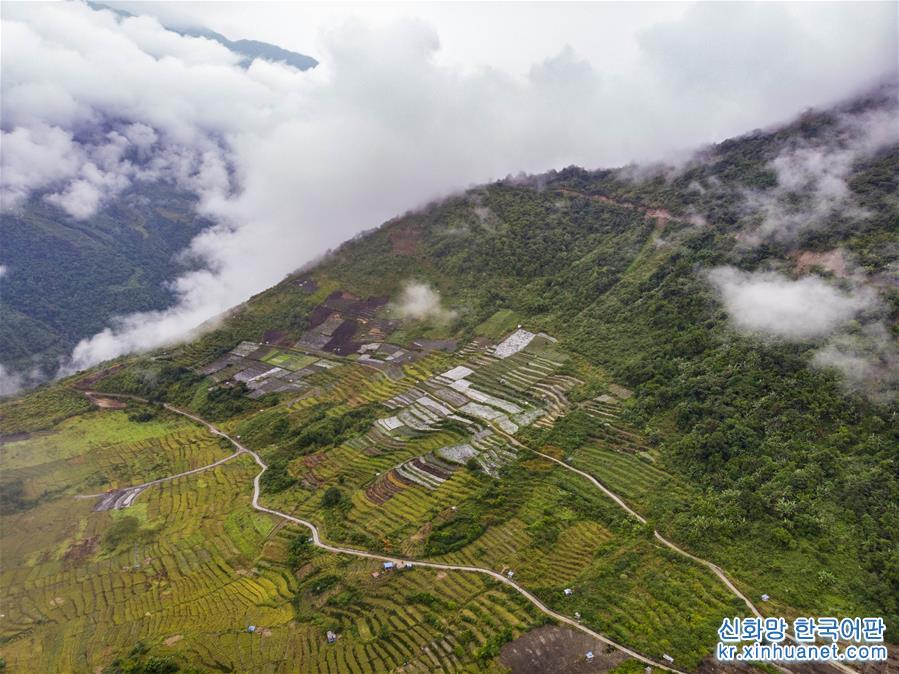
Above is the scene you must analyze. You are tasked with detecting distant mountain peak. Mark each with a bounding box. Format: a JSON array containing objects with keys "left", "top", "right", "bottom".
[
  {"left": 173, "top": 27, "right": 318, "bottom": 71},
  {"left": 89, "top": 2, "right": 318, "bottom": 71}
]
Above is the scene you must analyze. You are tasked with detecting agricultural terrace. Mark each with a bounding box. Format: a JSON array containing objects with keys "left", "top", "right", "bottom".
[{"left": 1, "top": 313, "right": 756, "bottom": 672}]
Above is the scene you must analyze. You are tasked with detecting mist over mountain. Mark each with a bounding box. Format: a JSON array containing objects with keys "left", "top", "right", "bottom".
[
  {"left": 173, "top": 27, "right": 318, "bottom": 71},
  {"left": 1, "top": 5, "right": 898, "bottom": 672},
  {"left": 1, "top": 1, "right": 896, "bottom": 393},
  {"left": 90, "top": 1, "right": 319, "bottom": 70}
]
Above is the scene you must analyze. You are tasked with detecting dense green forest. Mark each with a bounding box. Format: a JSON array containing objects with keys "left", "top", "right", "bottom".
[{"left": 0, "top": 181, "right": 209, "bottom": 377}]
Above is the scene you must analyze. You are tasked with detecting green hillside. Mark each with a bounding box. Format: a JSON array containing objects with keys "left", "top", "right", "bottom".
[
  {"left": 0, "top": 182, "right": 209, "bottom": 377},
  {"left": 0, "top": 92, "right": 896, "bottom": 672}
]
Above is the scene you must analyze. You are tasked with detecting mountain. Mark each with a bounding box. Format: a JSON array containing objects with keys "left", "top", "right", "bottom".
[
  {"left": 0, "top": 182, "right": 210, "bottom": 379},
  {"left": 0, "top": 89, "right": 896, "bottom": 673},
  {"left": 175, "top": 27, "right": 318, "bottom": 71},
  {"left": 0, "top": 8, "right": 317, "bottom": 387},
  {"left": 90, "top": 3, "right": 318, "bottom": 71}
]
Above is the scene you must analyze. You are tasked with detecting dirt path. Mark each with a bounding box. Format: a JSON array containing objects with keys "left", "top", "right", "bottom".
[
  {"left": 75, "top": 391, "right": 854, "bottom": 674},
  {"left": 556, "top": 188, "right": 674, "bottom": 223},
  {"left": 489, "top": 427, "right": 856, "bottom": 674},
  {"left": 75, "top": 391, "right": 687, "bottom": 674},
  {"left": 76, "top": 394, "right": 245, "bottom": 500}
]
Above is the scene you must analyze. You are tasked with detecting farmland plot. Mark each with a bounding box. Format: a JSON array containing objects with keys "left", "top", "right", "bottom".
[{"left": 1, "top": 325, "right": 757, "bottom": 672}]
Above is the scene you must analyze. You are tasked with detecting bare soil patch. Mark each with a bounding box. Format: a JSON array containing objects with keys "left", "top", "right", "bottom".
[
  {"left": 323, "top": 320, "right": 360, "bottom": 355},
  {"left": 0, "top": 432, "right": 32, "bottom": 444},
  {"left": 73, "top": 364, "right": 124, "bottom": 390},
  {"left": 500, "top": 625, "right": 626, "bottom": 674},
  {"left": 791, "top": 249, "right": 849, "bottom": 278},
  {"left": 261, "top": 330, "right": 292, "bottom": 346},
  {"left": 64, "top": 536, "right": 99, "bottom": 564},
  {"left": 390, "top": 227, "right": 421, "bottom": 255},
  {"left": 88, "top": 395, "right": 127, "bottom": 410}
]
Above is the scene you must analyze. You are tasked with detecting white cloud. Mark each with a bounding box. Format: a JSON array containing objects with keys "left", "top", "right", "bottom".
[
  {"left": 0, "top": 363, "right": 44, "bottom": 397},
  {"left": 707, "top": 266, "right": 878, "bottom": 340},
  {"left": 739, "top": 106, "right": 899, "bottom": 247},
  {"left": 0, "top": 124, "right": 83, "bottom": 208},
  {"left": 1, "top": 1, "right": 896, "bottom": 375},
  {"left": 390, "top": 282, "right": 456, "bottom": 324},
  {"left": 812, "top": 323, "right": 898, "bottom": 404}
]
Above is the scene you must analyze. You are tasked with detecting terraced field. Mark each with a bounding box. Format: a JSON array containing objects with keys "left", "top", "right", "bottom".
[
  {"left": 0, "top": 410, "right": 544, "bottom": 673},
  {"left": 1, "top": 410, "right": 232, "bottom": 500},
  {"left": 570, "top": 444, "right": 695, "bottom": 510},
  {"left": 1, "top": 326, "right": 764, "bottom": 672}
]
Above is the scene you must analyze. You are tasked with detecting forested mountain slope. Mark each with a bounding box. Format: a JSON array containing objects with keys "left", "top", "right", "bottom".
[
  {"left": 155, "top": 85, "right": 899, "bottom": 630},
  {"left": 0, "top": 183, "right": 209, "bottom": 379}
]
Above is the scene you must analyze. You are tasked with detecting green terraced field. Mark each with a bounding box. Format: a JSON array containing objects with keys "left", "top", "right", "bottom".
[
  {"left": 0, "top": 327, "right": 813, "bottom": 672},
  {"left": 0, "top": 404, "right": 545, "bottom": 672},
  {"left": 261, "top": 349, "right": 320, "bottom": 372}
]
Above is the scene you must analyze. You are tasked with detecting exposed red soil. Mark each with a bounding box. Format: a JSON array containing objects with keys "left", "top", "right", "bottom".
[
  {"left": 557, "top": 188, "right": 673, "bottom": 223},
  {"left": 389, "top": 227, "right": 421, "bottom": 255},
  {"left": 365, "top": 470, "right": 409, "bottom": 504},
  {"left": 303, "top": 454, "right": 328, "bottom": 468},
  {"left": 790, "top": 249, "right": 849, "bottom": 278},
  {"left": 87, "top": 394, "right": 127, "bottom": 410},
  {"left": 323, "top": 319, "right": 361, "bottom": 356},
  {"left": 64, "top": 536, "right": 99, "bottom": 563}
]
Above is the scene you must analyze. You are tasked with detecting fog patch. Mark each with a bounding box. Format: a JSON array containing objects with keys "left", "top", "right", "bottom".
[
  {"left": 707, "top": 266, "right": 877, "bottom": 340},
  {"left": 739, "top": 105, "right": 899, "bottom": 247},
  {"left": 707, "top": 266, "right": 897, "bottom": 402},
  {"left": 0, "top": 364, "right": 45, "bottom": 397},
  {"left": 62, "top": 268, "right": 229, "bottom": 373},
  {"left": 812, "top": 323, "right": 898, "bottom": 404},
  {"left": 390, "top": 282, "right": 457, "bottom": 324}
]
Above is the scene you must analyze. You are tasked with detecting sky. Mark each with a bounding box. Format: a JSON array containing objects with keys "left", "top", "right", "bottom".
[{"left": 0, "top": 1, "right": 897, "bottom": 379}]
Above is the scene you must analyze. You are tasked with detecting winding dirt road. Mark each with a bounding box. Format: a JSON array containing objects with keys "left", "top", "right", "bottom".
[
  {"left": 77, "top": 392, "right": 855, "bottom": 674},
  {"left": 490, "top": 428, "right": 856, "bottom": 674},
  {"left": 77, "top": 393, "right": 687, "bottom": 673}
]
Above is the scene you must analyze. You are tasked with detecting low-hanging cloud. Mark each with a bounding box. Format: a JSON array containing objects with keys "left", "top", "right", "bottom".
[
  {"left": 390, "top": 282, "right": 457, "bottom": 324},
  {"left": 1, "top": 1, "right": 897, "bottom": 378},
  {"left": 811, "top": 323, "right": 898, "bottom": 404},
  {"left": 708, "top": 265, "right": 897, "bottom": 402},
  {"left": 707, "top": 266, "right": 878, "bottom": 340},
  {"left": 738, "top": 105, "right": 899, "bottom": 248}
]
